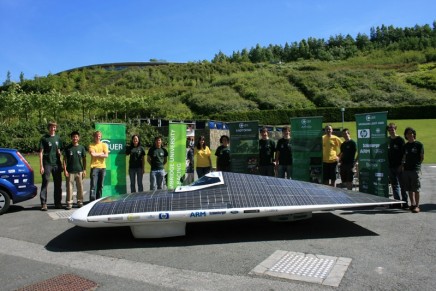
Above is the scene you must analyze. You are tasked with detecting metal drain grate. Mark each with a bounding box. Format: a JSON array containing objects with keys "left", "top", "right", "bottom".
[
  {"left": 250, "top": 250, "right": 352, "bottom": 287},
  {"left": 270, "top": 252, "right": 335, "bottom": 278},
  {"left": 17, "top": 273, "right": 97, "bottom": 291}
]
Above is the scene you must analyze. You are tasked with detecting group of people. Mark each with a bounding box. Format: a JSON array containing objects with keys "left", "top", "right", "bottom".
[
  {"left": 39, "top": 122, "right": 109, "bottom": 211},
  {"left": 39, "top": 121, "right": 169, "bottom": 211},
  {"left": 322, "top": 123, "right": 424, "bottom": 213},
  {"left": 39, "top": 121, "right": 424, "bottom": 214}
]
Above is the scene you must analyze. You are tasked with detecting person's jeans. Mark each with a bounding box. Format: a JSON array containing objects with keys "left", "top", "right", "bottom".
[
  {"left": 40, "top": 164, "right": 62, "bottom": 205},
  {"left": 389, "top": 166, "right": 408, "bottom": 202},
  {"left": 129, "top": 168, "right": 144, "bottom": 193},
  {"left": 90, "top": 168, "right": 106, "bottom": 201},
  {"left": 259, "top": 165, "right": 275, "bottom": 176},
  {"left": 150, "top": 169, "right": 165, "bottom": 190},
  {"left": 196, "top": 167, "right": 211, "bottom": 179},
  {"left": 277, "top": 165, "right": 292, "bottom": 179}
]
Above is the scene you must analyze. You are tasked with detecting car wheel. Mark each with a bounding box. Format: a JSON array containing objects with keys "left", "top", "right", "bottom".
[{"left": 0, "top": 189, "right": 11, "bottom": 215}]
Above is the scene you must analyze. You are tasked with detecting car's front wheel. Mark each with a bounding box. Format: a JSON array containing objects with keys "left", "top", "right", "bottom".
[{"left": 0, "top": 189, "right": 11, "bottom": 215}]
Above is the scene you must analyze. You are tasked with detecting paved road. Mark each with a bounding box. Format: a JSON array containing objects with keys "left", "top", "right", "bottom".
[{"left": 1, "top": 167, "right": 435, "bottom": 290}]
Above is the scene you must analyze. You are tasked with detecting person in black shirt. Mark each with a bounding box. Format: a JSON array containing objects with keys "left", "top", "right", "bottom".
[
  {"left": 387, "top": 123, "right": 408, "bottom": 208},
  {"left": 339, "top": 128, "right": 357, "bottom": 190},
  {"left": 126, "top": 134, "right": 146, "bottom": 193},
  {"left": 275, "top": 126, "right": 293, "bottom": 179},
  {"left": 215, "top": 135, "right": 231, "bottom": 172},
  {"left": 402, "top": 127, "right": 424, "bottom": 213},
  {"left": 258, "top": 127, "right": 276, "bottom": 176}
]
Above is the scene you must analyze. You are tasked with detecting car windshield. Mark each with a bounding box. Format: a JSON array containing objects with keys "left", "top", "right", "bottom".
[{"left": 190, "top": 176, "right": 221, "bottom": 186}]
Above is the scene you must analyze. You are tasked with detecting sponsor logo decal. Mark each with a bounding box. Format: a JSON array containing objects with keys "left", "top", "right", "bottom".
[
  {"left": 190, "top": 211, "right": 207, "bottom": 217},
  {"left": 159, "top": 213, "right": 170, "bottom": 219}
]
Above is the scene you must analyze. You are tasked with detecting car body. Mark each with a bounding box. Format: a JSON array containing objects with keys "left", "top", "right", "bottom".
[
  {"left": 69, "top": 171, "right": 400, "bottom": 238},
  {"left": 0, "top": 148, "right": 38, "bottom": 214}
]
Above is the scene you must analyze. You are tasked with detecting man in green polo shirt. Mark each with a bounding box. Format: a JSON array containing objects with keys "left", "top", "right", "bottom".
[{"left": 63, "top": 131, "right": 87, "bottom": 209}]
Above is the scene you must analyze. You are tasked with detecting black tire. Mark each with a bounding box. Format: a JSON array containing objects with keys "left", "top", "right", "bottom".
[{"left": 0, "top": 189, "right": 11, "bottom": 215}]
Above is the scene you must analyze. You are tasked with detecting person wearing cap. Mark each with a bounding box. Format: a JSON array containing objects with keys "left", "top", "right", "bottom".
[{"left": 39, "top": 121, "right": 63, "bottom": 211}]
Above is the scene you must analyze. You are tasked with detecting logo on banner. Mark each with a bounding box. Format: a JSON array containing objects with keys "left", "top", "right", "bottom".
[
  {"left": 366, "top": 115, "right": 375, "bottom": 122},
  {"left": 300, "top": 118, "right": 312, "bottom": 129},
  {"left": 358, "top": 129, "right": 370, "bottom": 138},
  {"left": 101, "top": 139, "right": 124, "bottom": 151}
]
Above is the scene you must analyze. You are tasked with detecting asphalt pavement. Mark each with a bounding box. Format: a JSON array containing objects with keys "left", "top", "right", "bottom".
[{"left": 1, "top": 166, "right": 435, "bottom": 290}]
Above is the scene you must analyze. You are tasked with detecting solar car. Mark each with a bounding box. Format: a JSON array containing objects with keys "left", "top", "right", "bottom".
[
  {"left": 69, "top": 171, "right": 400, "bottom": 238},
  {"left": 0, "top": 148, "right": 38, "bottom": 214}
]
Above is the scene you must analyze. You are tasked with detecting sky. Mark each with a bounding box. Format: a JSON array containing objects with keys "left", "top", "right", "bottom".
[{"left": 1, "top": 0, "right": 435, "bottom": 82}]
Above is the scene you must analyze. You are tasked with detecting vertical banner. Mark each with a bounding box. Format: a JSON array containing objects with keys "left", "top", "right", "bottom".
[
  {"left": 167, "top": 123, "right": 187, "bottom": 189},
  {"left": 95, "top": 123, "right": 126, "bottom": 196},
  {"left": 291, "top": 117, "right": 323, "bottom": 182},
  {"left": 228, "top": 121, "right": 259, "bottom": 174},
  {"left": 355, "top": 112, "right": 389, "bottom": 197}
]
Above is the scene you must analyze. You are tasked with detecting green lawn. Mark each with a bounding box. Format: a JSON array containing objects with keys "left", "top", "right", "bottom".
[{"left": 24, "top": 119, "right": 435, "bottom": 184}]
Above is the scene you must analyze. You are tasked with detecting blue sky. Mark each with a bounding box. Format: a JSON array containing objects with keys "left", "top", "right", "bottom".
[{"left": 1, "top": 0, "right": 435, "bottom": 82}]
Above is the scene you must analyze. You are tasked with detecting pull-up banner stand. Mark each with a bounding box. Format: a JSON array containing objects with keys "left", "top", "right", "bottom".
[
  {"left": 291, "top": 117, "right": 323, "bottom": 182},
  {"left": 228, "top": 121, "right": 259, "bottom": 174},
  {"left": 167, "top": 122, "right": 187, "bottom": 189},
  {"left": 95, "top": 123, "right": 127, "bottom": 196},
  {"left": 355, "top": 112, "right": 389, "bottom": 197}
]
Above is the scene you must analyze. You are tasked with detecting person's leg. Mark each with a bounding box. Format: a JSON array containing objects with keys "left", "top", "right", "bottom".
[
  {"left": 76, "top": 172, "right": 84, "bottom": 207},
  {"left": 89, "top": 168, "right": 98, "bottom": 201},
  {"left": 65, "top": 174, "right": 74, "bottom": 209},
  {"left": 129, "top": 168, "right": 136, "bottom": 193},
  {"left": 277, "top": 165, "right": 286, "bottom": 178},
  {"left": 150, "top": 171, "right": 157, "bottom": 190},
  {"left": 40, "top": 164, "right": 51, "bottom": 209},
  {"left": 286, "top": 165, "right": 293, "bottom": 179},
  {"left": 96, "top": 169, "right": 106, "bottom": 199},
  {"left": 52, "top": 165, "right": 63, "bottom": 207},
  {"left": 137, "top": 168, "right": 144, "bottom": 192},
  {"left": 156, "top": 170, "right": 165, "bottom": 189},
  {"left": 389, "top": 167, "right": 401, "bottom": 200}
]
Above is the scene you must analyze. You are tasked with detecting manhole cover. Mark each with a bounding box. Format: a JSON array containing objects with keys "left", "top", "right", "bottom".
[
  {"left": 17, "top": 273, "right": 97, "bottom": 291},
  {"left": 250, "top": 250, "right": 351, "bottom": 287}
]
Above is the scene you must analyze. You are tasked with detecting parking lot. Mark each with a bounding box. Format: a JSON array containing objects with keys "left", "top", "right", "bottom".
[{"left": 1, "top": 166, "right": 435, "bottom": 290}]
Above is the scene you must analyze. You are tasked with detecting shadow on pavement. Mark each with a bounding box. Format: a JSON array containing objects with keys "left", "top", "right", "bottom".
[{"left": 46, "top": 212, "right": 378, "bottom": 252}]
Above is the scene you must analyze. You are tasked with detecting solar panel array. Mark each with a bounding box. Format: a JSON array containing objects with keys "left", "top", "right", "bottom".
[{"left": 88, "top": 172, "right": 392, "bottom": 217}]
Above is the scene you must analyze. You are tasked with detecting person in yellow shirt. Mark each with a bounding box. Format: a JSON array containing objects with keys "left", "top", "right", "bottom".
[
  {"left": 89, "top": 130, "right": 109, "bottom": 201},
  {"left": 195, "top": 136, "right": 212, "bottom": 178},
  {"left": 322, "top": 125, "right": 342, "bottom": 187}
]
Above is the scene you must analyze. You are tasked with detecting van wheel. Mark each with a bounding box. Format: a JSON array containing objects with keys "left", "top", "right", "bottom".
[{"left": 0, "top": 189, "right": 11, "bottom": 215}]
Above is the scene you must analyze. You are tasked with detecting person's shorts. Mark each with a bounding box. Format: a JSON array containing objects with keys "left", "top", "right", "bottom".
[
  {"left": 323, "top": 162, "right": 338, "bottom": 181},
  {"left": 402, "top": 170, "right": 421, "bottom": 192},
  {"left": 340, "top": 163, "right": 354, "bottom": 183}
]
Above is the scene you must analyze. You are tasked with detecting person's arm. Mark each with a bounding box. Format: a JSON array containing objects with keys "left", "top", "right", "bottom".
[
  {"left": 39, "top": 149, "right": 44, "bottom": 175},
  {"left": 82, "top": 154, "right": 87, "bottom": 178},
  {"left": 62, "top": 154, "right": 68, "bottom": 177}
]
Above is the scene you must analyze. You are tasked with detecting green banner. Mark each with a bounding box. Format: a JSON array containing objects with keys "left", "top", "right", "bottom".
[
  {"left": 228, "top": 121, "right": 259, "bottom": 174},
  {"left": 291, "top": 117, "right": 323, "bottom": 182},
  {"left": 355, "top": 112, "right": 389, "bottom": 197},
  {"left": 95, "top": 123, "right": 127, "bottom": 196},
  {"left": 167, "top": 123, "right": 187, "bottom": 189}
]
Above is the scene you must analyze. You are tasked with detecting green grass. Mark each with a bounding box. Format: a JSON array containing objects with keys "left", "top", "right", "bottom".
[{"left": 24, "top": 119, "right": 435, "bottom": 184}]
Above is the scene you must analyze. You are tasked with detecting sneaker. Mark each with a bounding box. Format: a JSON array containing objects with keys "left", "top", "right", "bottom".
[
  {"left": 65, "top": 205, "right": 72, "bottom": 210},
  {"left": 412, "top": 206, "right": 420, "bottom": 213},
  {"left": 77, "top": 202, "right": 83, "bottom": 208},
  {"left": 55, "top": 204, "right": 63, "bottom": 209},
  {"left": 409, "top": 205, "right": 416, "bottom": 211},
  {"left": 41, "top": 204, "right": 47, "bottom": 211}
]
